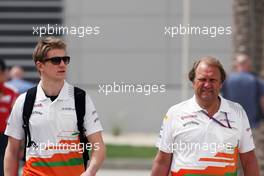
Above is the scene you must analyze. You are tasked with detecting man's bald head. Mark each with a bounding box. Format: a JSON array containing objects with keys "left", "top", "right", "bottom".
[
  {"left": 234, "top": 54, "right": 252, "bottom": 72},
  {"left": 9, "top": 66, "right": 25, "bottom": 79}
]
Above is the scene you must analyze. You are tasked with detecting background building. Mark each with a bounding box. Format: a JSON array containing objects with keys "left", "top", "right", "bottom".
[
  {"left": 0, "top": 0, "right": 263, "bottom": 134},
  {"left": 233, "top": 0, "right": 264, "bottom": 73},
  {"left": 65, "top": 0, "right": 233, "bottom": 134}
]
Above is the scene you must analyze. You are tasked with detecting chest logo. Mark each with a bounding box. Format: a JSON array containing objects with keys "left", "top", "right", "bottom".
[
  {"left": 32, "top": 111, "right": 43, "bottom": 115},
  {"left": 61, "top": 107, "right": 75, "bottom": 111},
  {"left": 181, "top": 115, "right": 197, "bottom": 120},
  {"left": 34, "top": 103, "right": 43, "bottom": 108},
  {"left": 183, "top": 121, "right": 199, "bottom": 127}
]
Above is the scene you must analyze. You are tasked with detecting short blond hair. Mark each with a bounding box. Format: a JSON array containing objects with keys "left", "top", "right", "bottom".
[{"left": 32, "top": 37, "right": 66, "bottom": 63}]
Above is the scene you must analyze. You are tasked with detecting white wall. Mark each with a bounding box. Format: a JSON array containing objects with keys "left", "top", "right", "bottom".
[{"left": 65, "top": 0, "right": 233, "bottom": 134}]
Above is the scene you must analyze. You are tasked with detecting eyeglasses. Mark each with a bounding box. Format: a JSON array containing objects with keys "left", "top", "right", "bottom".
[{"left": 43, "top": 56, "right": 70, "bottom": 65}]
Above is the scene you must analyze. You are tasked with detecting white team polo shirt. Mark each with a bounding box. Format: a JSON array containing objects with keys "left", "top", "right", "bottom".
[
  {"left": 5, "top": 81, "right": 103, "bottom": 176},
  {"left": 156, "top": 95, "right": 254, "bottom": 176}
]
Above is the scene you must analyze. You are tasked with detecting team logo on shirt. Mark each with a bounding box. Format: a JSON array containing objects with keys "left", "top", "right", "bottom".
[
  {"left": 32, "top": 111, "right": 43, "bottom": 115},
  {"left": 34, "top": 103, "right": 43, "bottom": 107},
  {"left": 94, "top": 117, "right": 99, "bottom": 123},
  {"left": 62, "top": 107, "right": 75, "bottom": 111},
  {"left": 181, "top": 114, "right": 197, "bottom": 120},
  {"left": 183, "top": 121, "right": 199, "bottom": 127},
  {"left": 163, "top": 115, "right": 169, "bottom": 121},
  {"left": 92, "top": 110, "right": 97, "bottom": 115}
]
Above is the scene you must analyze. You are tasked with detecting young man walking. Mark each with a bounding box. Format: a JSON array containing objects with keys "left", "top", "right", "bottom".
[{"left": 4, "top": 37, "right": 105, "bottom": 176}]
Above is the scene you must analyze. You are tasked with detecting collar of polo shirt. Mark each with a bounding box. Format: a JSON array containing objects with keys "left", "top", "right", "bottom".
[
  {"left": 190, "top": 95, "right": 231, "bottom": 114},
  {"left": 35, "top": 80, "right": 71, "bottom": 102}
]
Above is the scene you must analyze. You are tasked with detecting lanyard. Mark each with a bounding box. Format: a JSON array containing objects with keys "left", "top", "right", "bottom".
[{"left": 201, "top": 111, "right": 232, "bottom": 129}]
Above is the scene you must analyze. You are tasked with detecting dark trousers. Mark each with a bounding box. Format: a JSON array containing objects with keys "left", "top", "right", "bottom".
[{"left": 0, "top": 134, "right": 8, "bottom": 176}]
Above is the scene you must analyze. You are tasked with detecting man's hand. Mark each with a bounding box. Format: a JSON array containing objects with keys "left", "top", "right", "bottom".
[
  {"left": 80, "top": 131, "right": 105, "bottom": 176},
  {"left": 240, "top": 150, "right": 260, "bottom": 176},
  {"left": 151, "top": 150, "right": 172, "bottom": 176},
  {"left": 80, "top": 169, "right": 95, "bottom": 176},
  {"left": 4, "top": 137, "right": 21, "bottom": 176}
]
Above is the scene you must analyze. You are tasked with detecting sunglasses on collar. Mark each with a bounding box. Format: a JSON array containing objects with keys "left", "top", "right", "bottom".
[{"left": 43, "top": 56, "right": 70, "bottom": 65}]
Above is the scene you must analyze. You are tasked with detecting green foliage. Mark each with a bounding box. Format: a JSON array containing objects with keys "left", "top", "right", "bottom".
[{"left": 106, "top": 144, "right": 157, "bottom": 159}]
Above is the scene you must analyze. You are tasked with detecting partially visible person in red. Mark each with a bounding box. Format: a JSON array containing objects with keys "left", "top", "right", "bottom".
[{"left": 0, "top": 58, "right": 18, "bottom": 176}]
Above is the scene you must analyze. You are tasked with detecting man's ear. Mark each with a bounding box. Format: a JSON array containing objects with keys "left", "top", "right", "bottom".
[
  {"left": 192, "top": 80, "right": 195, "bottom": 88},
  {"left": 220, "top": 82, "right": 223, "bottom": 89},
  {"left": 35, "top": 61, "right": 43, "bottom": 72}
]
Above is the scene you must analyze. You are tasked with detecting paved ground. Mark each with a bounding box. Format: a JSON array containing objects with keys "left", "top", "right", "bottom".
[
  {"left": 103, "top": 133, "right": 157, "bottom": 146},
  {"left": 103, "top": 159, "right": 152, "bottom": 170},
  {"left": 97, "top": 169, "right": 150, "bottom": 176},
  {"left": 19, "top": 168, "right": 151, "bottom": 176}
]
